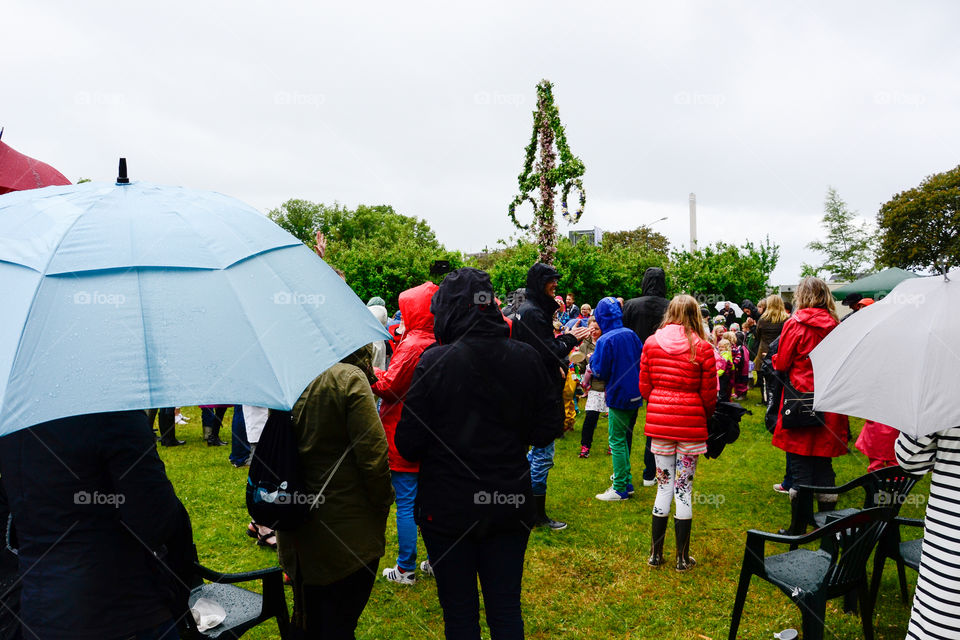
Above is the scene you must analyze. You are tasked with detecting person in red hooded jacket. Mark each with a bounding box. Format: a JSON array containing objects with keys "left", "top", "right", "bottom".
[
  {"left": 771, "top": 276, "right": 849, "bottom": 535},
  {"left": 639, "top": 294, "right": 717, "bottom": 572},
  {"left": 371, "top": 281, "right": 439, "bottom": 584}
]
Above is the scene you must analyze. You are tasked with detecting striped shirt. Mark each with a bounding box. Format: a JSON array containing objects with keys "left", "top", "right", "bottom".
[{"left": 896, "top": 429, "right": 960, "bottom": 640}]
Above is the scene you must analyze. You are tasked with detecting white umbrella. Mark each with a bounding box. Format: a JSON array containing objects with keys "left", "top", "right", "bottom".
[
  {"left": 715, "top": 301, "right": 743, "bottom": 316},
  {"left": 811, "top": 271, "right": 960, "bottom": 437}
]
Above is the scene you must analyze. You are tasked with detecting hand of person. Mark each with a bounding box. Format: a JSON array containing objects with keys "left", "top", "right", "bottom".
[
  {"left": 314, "top": 230, "right": 327, "bottom": 259},
  {"left": 570, "top": 326, "right": 592, "bottom": 341}
]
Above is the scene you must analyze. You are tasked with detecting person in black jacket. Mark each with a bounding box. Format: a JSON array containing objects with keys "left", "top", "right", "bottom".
[
  {"left": 622, "top": 267, "right": 669, "bottom": 342},
  {"left": 512, "top": 263, "right": 590, "bottom": 530},
  {"left": 621, "top": 266, "right": 670, "bottom": 486},
  {"left": 395, "top": 267, "right": 558, "bottom": 640},
  {"left": 740, "top": 298, "right": 760, "bottom": 325},
  {"left": 0, "top": 411, "right": 191, "bottom": 640}
]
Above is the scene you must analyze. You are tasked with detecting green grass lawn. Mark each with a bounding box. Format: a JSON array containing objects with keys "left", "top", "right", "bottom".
[{"left": 161, "top": 387, "right": 928, "bottom": 639}]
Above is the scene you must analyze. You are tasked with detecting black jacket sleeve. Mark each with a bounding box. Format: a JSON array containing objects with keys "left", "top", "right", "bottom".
[
  {"left": 515, "top": 304, "right": 579, "bottom": 378},
  {"left": 524, "top": 352, "right": 564, "bottom": 446}
]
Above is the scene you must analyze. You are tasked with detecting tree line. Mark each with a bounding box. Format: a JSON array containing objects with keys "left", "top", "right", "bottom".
[{"left": 268, "top": 199, "right": 779, "bottom": 310}]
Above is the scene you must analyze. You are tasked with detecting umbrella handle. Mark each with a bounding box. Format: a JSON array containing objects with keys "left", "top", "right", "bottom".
[{"left": 117, "top": 158, "right": 129, "bottom": 185}]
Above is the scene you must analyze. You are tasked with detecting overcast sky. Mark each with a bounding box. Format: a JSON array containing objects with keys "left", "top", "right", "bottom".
[{"left": 3, "top": 1, "right": 958, "bottom": 284}]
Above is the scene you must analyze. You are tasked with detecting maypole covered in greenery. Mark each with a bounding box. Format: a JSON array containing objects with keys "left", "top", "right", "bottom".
[{"left": 508, "top": 80, "right": 585, "bottom": 265}]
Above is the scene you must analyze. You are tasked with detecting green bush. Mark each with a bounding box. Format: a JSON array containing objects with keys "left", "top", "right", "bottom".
[{"left": 268, "top": 199, "right": 778, "bottom": 310}]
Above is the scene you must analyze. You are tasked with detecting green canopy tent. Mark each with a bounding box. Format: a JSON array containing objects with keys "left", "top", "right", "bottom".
[{"left": 831, "top": 267, "right": 919, "bottom": 300}]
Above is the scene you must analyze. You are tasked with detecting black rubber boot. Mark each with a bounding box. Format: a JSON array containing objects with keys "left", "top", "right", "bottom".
[
  {"left": 203, "top": 424, "right": 225, "bottom": 447},
  {"left": 648, "top": 515, "right": 669, "bottom": 567},
  {"left": 204, "top": 420, "right": 227, "bottom": 446},
  {"left": 778, "top": 494, "right": 810, "bottom": 536},
  {"left": 675, "top": 518, "right": 696, "bottom": 572},
  {"left": 211, "top": 424, "right": 227, "bottom": 447},
  {"left": 533, "top": 494, "right": 567, "bottom": 530}
]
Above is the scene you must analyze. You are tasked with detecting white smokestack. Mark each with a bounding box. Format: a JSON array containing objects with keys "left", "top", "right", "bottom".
[{"left": 689, "top": 192, "right": 698, "bottom": 252}]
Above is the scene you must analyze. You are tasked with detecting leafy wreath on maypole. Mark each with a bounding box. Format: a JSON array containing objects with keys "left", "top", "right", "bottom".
[{"left": 508, "top": 80, "right": 586, "bottom": 264}]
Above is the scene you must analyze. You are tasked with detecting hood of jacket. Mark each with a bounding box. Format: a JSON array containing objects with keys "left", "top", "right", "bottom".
[
  {"left": 792, "top": 307, "right": 837, "bottom": 331},
  {"left": 641, "top": 267, "right": 667, "bottom": 298},
  {"left": 432, "top": 268, "right": 509, "bottom": 344},
  {"left": 368, "top": 305, "right": 388, "bottom": 328},
  {"left": 340, "top": 343, "right": 377, "bottom": 384},
  {"left": 398, "top": 282, "right": 439, "bottom": 334},
  {"left": 594, "top": 296, "right": 623, "bottom": 333},
  {"left": 653, "top": 323, "right": 701, "bottom": 356},
  {"left": 524, "top": 263, "right": 562, "bottom": 311}
]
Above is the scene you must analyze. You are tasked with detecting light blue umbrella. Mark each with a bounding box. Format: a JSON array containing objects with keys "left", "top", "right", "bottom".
[{"left": 0, "top": 175, "right": 389, "bottom": 436}]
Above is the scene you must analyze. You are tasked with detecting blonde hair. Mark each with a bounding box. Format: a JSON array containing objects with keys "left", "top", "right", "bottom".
[
  {"left": 712, "top": 325, "right": 725, "bottom": 343},
  {"left": 761, "top": 294, "right": 790, "bottom": 323},
  {"left": 794, "top": 277, "right": 839, "bottom": 323},
  {"left": 723, "top": 331, "right": 737, "bottom": 345},
  {"left": 660, "top": 295, "right": 707, "bottom": 362},
  {"left": 718, "top": 339, "right": 732, "bottom": 352}
]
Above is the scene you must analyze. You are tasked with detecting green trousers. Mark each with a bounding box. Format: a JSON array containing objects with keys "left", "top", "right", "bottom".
[{"left": 608, "top": 407, "right": 633, "bottom": 492}]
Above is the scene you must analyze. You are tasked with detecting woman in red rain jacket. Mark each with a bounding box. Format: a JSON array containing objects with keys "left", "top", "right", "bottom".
[
  {"left": 771, "top": 276, "right": 849, "bottom": 533},
  {"left": 639, "top": 294, "right": 717, "bottom": 572},
  {"left": 371, "top": 281, "right": 438, "bottom": 584}
]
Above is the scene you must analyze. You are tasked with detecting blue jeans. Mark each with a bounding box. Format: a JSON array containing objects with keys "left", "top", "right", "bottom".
[
  {"left": 229, "top": 405, "right": 251, "bottom": 466},
  {"left": 527, "top": 442, "right": 555, "bottom": 495},
  {"left": 391, "top": 471, "right": 420, "bottom": 571},
  {"left": 782, "top": 452, "right": 795, "bottom": 490}
]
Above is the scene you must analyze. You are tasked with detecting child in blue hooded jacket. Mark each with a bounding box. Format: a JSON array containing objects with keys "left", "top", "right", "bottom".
[{"left": 589, "top": 297, "right": 644, "bottom": 501}]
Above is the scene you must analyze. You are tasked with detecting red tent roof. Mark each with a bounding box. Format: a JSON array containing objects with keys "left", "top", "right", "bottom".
[{"left": 0, "top": 140, "right": 71, "bottom": 195}]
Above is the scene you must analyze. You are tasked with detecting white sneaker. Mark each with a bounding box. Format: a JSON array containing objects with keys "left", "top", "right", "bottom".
[
  {"left": 382, "top": 565, "right": 415, "bottom": 585},
  {"left": 420, "top": 560, "right": 434, "bottom": 577},
  {"left": 643, "top": 478, "right": 657, "bottom": 487},
  {"left": 175, "top": 415, "right": 187, "bottom": 425},
  {"left": 596, "top": 486, "right": 630, "bottom": 501}
]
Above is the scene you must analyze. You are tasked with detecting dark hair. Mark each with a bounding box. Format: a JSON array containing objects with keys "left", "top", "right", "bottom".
[{"left": 784, "top": 300, "right": 793, "bottom": 313}]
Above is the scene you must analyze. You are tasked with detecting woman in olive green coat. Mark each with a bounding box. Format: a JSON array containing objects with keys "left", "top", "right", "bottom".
[{"left": 277, "top": 345, "right": 394, "bottom": 639}]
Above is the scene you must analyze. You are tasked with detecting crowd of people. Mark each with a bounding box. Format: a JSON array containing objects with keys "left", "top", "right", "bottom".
[{"left": 0, "top": 258, "right": 941, "bottom": 640}]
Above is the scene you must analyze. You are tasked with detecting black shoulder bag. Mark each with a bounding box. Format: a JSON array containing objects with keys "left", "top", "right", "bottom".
[{"left": 779, "top": 368, "right": 826, "bottom": 429}]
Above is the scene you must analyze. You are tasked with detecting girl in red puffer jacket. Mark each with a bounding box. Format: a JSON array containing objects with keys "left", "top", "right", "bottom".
[{"left": 639, "top": 295, "right": 717, "bottom": 572}]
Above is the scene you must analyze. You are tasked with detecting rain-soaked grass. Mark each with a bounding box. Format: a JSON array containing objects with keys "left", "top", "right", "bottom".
[{"left": 162, "top": 385, "right": 926, "bottom": 639}]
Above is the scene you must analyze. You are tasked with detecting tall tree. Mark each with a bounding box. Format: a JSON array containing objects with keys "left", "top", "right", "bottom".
[
  {"left": 508, "top": 80, "right": 586, "bottom": 265},
  {"left": 877, "top": 165, "right": 960, "bottom": 274},
  {"left": 601, "top": 226, "right": 670, "bottom": 256},
  {"left": 801, "top": 187, "right": 874, "bottom": 281}
]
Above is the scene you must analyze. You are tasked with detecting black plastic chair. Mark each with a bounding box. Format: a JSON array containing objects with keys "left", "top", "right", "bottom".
[
  {"left": 793, "top": 465, "right": 920, "bottom": 538},
  {"left": 180, "top": 561, "right": 291, "bottom": 639},
  {"left": 869, "top": 516, "right": 923, "bottom": 607},
  {"left": 728, "top": 507, "right": 895, "bottom": 640}
]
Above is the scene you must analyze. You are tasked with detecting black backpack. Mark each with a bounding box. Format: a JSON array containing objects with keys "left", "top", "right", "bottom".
[{"left": 245, "top": 410, "right": 312, "bottom": 531}]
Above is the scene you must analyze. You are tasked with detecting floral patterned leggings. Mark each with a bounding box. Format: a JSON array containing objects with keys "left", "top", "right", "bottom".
[{"left": 652, "top": 454, "right": 699, "bottom": 519}]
